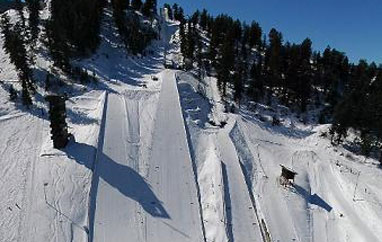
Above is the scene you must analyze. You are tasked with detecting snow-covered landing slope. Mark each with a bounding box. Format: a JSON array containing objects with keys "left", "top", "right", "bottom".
[
  {"left": 217, "top": 120, "right": 263, "bottom": 242},
  {"left": 92, "top": 70, "right": 204, "bottom": 242}
]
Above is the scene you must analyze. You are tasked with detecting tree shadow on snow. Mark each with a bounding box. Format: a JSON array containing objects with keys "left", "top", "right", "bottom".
[
  {"left": 221, "top": 162, "right": 234, "bottom": 242},
  {"left": 293, "top": 184, "right": 333, "bottom": 212},
  {"left": 240, "top": 112, "right": 315, "bottom": 139},
  {"left": 64, "top": 141, "right": 170, "bottom": 240},
  {"left": 177, "top": 80, "right": 212, "bottom": 129}
]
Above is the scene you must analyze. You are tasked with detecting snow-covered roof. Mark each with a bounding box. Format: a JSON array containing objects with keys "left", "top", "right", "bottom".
[{"left": 280, "top": 164, "right": 298, "bottom": 175}]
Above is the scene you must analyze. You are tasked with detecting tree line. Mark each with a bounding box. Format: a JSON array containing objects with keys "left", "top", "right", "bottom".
[
  {"left": 0, "top": 0, "right": 40, "bottom": 106},
  {"left": 170, "top": 5, "right": 382, "bottom": 162},
  {"left": 0, "top": 1, "right": 380, "bottom": 162},
  {"left": 111, "top": 0, "right": 157, "bottom": 55},
  {"left": 1, "top": 0, "right": 158, "bottom": 106}
]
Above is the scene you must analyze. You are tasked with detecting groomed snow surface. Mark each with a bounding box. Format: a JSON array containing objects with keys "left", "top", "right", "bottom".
[
  {"left": 1, "top": 7, "right": 382, "bottom": 242},
  {"left": 91, "top": 71, "right": 204, "bottom": 242}
]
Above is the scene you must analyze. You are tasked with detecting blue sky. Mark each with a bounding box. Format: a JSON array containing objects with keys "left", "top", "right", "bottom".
[{"left": 158, "top": 0, "right": 382, "bottom": 64}]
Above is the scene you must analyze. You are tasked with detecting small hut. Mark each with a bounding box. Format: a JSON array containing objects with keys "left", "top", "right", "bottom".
[{"left": 280, "top": 165, "right": 298, "bottom": 186}]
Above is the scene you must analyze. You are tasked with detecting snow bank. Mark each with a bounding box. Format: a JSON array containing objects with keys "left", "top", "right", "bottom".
[
  {"left": 191, "top": 131, "right": 228, "bottom": 242},
  {"left": 229, "top": 115, "right": 382, "bottom": 242}
]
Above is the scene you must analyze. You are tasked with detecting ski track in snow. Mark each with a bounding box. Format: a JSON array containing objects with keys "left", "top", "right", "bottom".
[
  {"left": 177, "top": 72, "right": 265, "bottom": 242},
  {"left": 217, "top": 120, "right": 263, "bottom": 242},
  {"left": 91, "top": 70, "right": 204, "bottom": 242}
]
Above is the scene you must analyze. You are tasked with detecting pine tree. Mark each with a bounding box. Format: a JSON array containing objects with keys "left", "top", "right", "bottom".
[
  {"left": 1, "top": 13, "right": 34, "bottom": 105},
  {"left": 233, "top": 64, "right": 244, "bottom": 105},
  {"left": 184, "top": 21, "right": 196, "bottom": 65},
  {"left": 21, "top": 78, "right": 32, "bottom": 107},
  {"left": 360, "top": 131, "right": 373, "bottom": 156},
  {"left": 265, "top": 28, "right": 283, "bottom": 88},
  {"left": 195, "top": 34, "right": 204, "bottom": 78},
  {"left": 45, "top": 73, "right": 51, "bottom": 91},
  {"left": 172, "top": 3, "right": 178, "bottom": 19},
  {"left": 112, "top": 0, "right": 129, "bottom": 10},
  {"left": 15, "top": 0, "right": 26, "bottom": 28},
  {"left": 248, "top": 21, "right": 262, "bottom": 49},
  {"left": 173, "top": 4, "right": 184, "bottom": 22},
  {"left": 25, "top": 0, "right": 40, "bottom": 45},
  {"left": 217, "top": 29, "right": 235, "bottom": 96},
  {"left": 9, "top": 85, "right": 17, "bottom": 101},
  {"left": 191, "top": 10, "right": 200, "bottom": 27},
  {"left": 45, "top": 20, "right": 70, "bottom": 71},
  {"left": 297, "top": 38, "right": 313, "bottom": 112},
  {"left": 179, "top": 21, "right": 187, "bottom": 57},
  {"left": 1, "top": 13, "right": 12, "bottom": 52},
  {"left": 112, "top": 2, "right": 156, "bottom": 55},
  {"left": 371, "top": 72, "right": 382, "bottom": 130},
  {"left": 131, "top": 0, "right": 143, "bottom": 11},
  {"left": 249, "top": 58, "right": 264, "bottom": 101},
  {"left": 163, "top": 3, "right": 173, "bottom": 19},
  {"left": 200, "top": 9, "right": 208, "bottom": 30},
  {"left": 208, "top": 22, "right": 219, "bottom": 65},
  {"left": 46, "top": 0, "right": 105, "bottom": 70},
  {"left": 142, "top": 0, "right": 157, "bottom": 17},
  {"left": 46, "top": 95, "right": 70, "bottom": 149}
]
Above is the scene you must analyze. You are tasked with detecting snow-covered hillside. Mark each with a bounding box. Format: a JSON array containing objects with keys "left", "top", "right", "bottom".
[
  {"left": 1, "top": 4, "right": 382, "bottom": 242},
  {"left": 177, "top": 66, "right": 382, "bottom": 241}
]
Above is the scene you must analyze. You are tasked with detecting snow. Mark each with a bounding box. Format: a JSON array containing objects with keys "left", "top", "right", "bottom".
[
  {"left": 0, "top": 114, "right": 42, "bottom": 242},
  {"left": 217, "top": 119, "right": 263, "bottom": 242},
  {"left": 27, "top": 91, "right": 106, "bottom": 242},
  {"left": 0, "top": 89, "right": 106, "bottom": 242},
  {"left": 91, "top": 71, "right": 204, "bottom": 242},
  {"left": 229, "top": 116, "right": 382, "bottom": 241},
  {"left": 1, "top": 3, "right": 382, "bottom": 242},
  {"left": 196, "top": 135, "right": 228, "bottom": 242},
  {"left": 177, "top": 72, "right": 263, "bottom": 242}
]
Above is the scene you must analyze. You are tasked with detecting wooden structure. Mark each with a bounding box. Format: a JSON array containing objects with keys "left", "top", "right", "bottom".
[{"left": 280, "top": 165, "right": 298, "bottom": 186}]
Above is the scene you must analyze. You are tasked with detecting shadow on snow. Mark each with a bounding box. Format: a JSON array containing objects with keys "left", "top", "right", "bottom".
[
  {"left": 221, "top": 162, "right": 234, "bottom": 242},
  {"left": 293, "top": 184, "right": 333, "bottom": 212},
  {"left": 177, "top": 79, "right": 212, "bottom": 129},
  {"left": 64, "top": 141, "right": 170, "bottom": 241}
]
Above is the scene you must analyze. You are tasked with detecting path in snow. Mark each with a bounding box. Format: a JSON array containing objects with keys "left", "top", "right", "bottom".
[
  {"left": 91, "top": 70, "right": 204, "bottom": 242},
  {"left": 217, "top": 121, "right": 263, "bottom": 242},
  {"left": 144, "top": 70, "right": 204, "bottom": 241}
]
